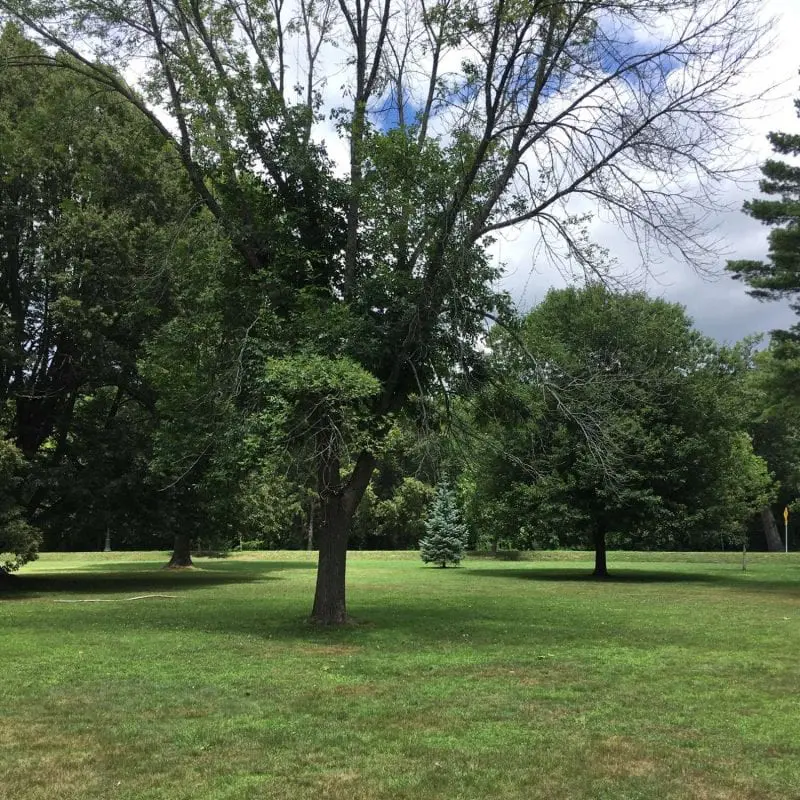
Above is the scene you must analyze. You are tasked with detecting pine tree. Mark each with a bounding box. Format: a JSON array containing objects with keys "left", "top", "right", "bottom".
[
  {"left": 727, "top": 90, "right": 800, "bottom": 421},
  {"left": 727, "top": 91, "right": 800, "bottom": 313},
  {"left": 419, "top": 483, "right": 468, "bottom": 568}
]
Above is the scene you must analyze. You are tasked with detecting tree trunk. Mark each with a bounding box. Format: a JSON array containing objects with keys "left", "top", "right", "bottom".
[
  {"left": 165, "top": 533, "right": 193, "bottom": 568},
  {"left": 311, "top": 495, "right": 351, "bottom": 625},
  {"left": 761, "top": 506, "right": 784, "bottom": 552},
  {"left": 307, "top": 498, "right": 315, "bottom": 552},
  {"left": 592, "top": 527, "right": 608, "bottom": 578},
  {"left": 310, "top": 450, "right": 375, "bottom": 625}
]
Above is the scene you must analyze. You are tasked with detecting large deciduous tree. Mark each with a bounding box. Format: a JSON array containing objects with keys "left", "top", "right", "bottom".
[
  {"left": 0, "top": 0, "right": 769, "bottom": 621},
  {"left": 0, "top": 24, "right": 200, "bottom": 561},
  {"left": 0, "top": 25, "right": 183, "bottom": 461},
  {"left": 466, "top": 287, "right": 773, "bottom": 574}
]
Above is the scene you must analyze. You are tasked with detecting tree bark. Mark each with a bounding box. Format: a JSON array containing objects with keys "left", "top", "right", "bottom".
[
  {"left": 311, "top": 494, "right": 351, "bottom": 624},
  {"left": 165, "top": 533, "right": 193, "bottom": 568},
  {"left": 761, "top": 506, "right": 784, "bottom": 552},
  {"left": 307, "top": 497, "right": 315, "bottom": 552},
  {"left": 310, "top": 450, "right": 375, "bottom": 625},
  {"left": 592, "top": 526, "right": 608, "bottom": 578}
]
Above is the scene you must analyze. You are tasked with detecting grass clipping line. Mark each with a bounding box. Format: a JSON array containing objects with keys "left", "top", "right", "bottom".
[{"left": 54, "top": 594, "right": 179, "bottom": 603}]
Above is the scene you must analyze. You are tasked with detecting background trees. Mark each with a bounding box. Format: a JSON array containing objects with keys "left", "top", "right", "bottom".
[
  {"left": 726, "top": 87, "right": 800, "bottom": 550},
  {"left": 0, "top": 25, "right": 197, "bottom": 561}
]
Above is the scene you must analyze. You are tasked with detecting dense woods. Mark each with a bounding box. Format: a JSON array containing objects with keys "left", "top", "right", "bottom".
[{"left": 0, "top": 1, "right": 797, "bottom": 622}]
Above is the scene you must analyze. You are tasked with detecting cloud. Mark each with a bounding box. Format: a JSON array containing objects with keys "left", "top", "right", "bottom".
[{"left": 498, "top": 0, "right": 800, "bottom": 343}]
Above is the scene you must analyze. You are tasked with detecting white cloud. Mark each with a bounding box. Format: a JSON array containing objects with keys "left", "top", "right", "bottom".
[{"left": 499, "top": 0, "right": 800, "bottom": 342}]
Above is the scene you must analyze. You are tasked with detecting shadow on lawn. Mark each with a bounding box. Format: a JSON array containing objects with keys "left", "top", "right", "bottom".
[
  {"left": 0, "top": 559, "right": 315, "bottom": 599},
  {"left": 467, "top": 566, "right": 726, "bottom": 583},
  {"left": 465, "top": 564, "right": 800, "bottom": 597}
]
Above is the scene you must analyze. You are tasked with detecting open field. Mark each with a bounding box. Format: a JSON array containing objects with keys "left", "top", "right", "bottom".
[{"left": 2, "top": 551, "right": 800, "bottom": 799}]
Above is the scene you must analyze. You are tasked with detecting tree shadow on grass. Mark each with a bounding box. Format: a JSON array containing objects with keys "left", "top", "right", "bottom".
[
  {"left": 464, "top": 565, "right": 800, "bottom": 598},
  {"left": 467, "top": 566, "right": 721, "bottom": 583},
  {"left": 0, "top": 559, "right": 315, "bottom": 600}
]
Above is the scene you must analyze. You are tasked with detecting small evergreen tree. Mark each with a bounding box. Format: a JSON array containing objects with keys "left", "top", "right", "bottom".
[{"left": 420, "top": 483, "right": 468, "bottom": 568}]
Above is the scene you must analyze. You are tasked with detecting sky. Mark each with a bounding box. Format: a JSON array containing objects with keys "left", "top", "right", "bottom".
[{"left": 497, "top": 0, "right": 800, "bottom": 345}]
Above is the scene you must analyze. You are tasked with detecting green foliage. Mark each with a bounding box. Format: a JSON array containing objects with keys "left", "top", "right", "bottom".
[
  {"left": 350, "top": 416, "right": 438, "bottom": 549},
  {"left": 353, "top": 477, "right": 435, "bottom": 549},
  {"left": 233, "top": 467, "right": 306, "bottom": 550},
  {"left": 726, "top": 91, "right": 800, "bottom": 309},
  {"left": 0, "top": 25, "right": 204, "bottom": 551},
  {"left": 724, "top": 91, "right": 800, "bottom": 543},
  {"left": 420, "top": 482, "right": 468, "bottom": 567},
  {"left": 0, "top": 438, "right": 40, "bottom": 571},
  {"left": 467, "top": 286, "right": 773, "bottom": 553}
]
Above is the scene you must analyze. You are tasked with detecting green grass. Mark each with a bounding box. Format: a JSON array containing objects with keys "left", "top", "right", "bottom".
[{"left": 2, "top": 550, "right": 800, "bottom": 799}]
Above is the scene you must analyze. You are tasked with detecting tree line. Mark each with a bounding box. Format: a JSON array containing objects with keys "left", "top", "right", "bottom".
[{"left": 0, "top": 1, "right": 797, "bottom": 624}]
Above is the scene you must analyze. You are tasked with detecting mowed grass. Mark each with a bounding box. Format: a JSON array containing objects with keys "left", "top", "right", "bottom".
[{"left": 2, "top": 551, "right": 800, "bottom": 800}]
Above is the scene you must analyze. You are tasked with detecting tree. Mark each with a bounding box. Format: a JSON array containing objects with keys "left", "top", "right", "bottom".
[
  {"left": 725, "top": 78, "right": 800, "bottom": 547},
  {"left": 725, "top": 87, "right": 800, "bottom": 550},
  {"left": 741, "top": 344, "right": 800, "bottom": 550},
  {"left": 0, "top": 26, "right": 184, "bottom": 455},
  {"left": 0, "top": 438, "right": 40, "bottom": 577},
  {"left": 0, "top": 25, "right": 210, "bottom": 563},
  {"left": 420, "top": 483, "right": 467, "bottom": 568},
  {"left": 727, "top": 88, "right": 800, "bottom": 318},
  {"left": 467, "top": 287, "right": 773, "bottom": 574},
  {"left": 0, "top": 0, "right": 769, "bottom": 621}
]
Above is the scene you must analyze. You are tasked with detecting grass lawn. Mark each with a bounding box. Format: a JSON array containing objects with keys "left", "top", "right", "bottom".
[{"left": 2, "top": 550, "right": 800, "bottom": 799}]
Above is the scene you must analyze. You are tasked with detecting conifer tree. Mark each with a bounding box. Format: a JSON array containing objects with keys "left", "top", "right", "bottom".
[
  {"left": 420, "top": 483, "right": 468, "bottom": 568},
  {"left": 727, "top": 91, "right": 800, "bottom": 313}
]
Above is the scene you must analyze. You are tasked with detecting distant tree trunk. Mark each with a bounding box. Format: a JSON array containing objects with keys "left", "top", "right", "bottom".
[
  {"left": 310, "top": 451, "right": 375, "bottom": 625},
  {"left": 592, "top": 526, "right": 608, "bottom": 578},
  {"left": 103, "top": 527, "right": 111, "bottom": 552},
  {"left": 761, "top": 506, "right": 784, "bottom": 552},
  {"left": 166, "top": 533, "right": 193, "bottom": 568},
  {"left": 307, "top": 498, "right": 315, "bottom": 551}
]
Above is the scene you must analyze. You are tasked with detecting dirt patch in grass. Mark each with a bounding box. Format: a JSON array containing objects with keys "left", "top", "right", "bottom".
[
  {"left": 596, "top": 735, "right": 658, "bottom": 779},
  {"left": 316, "top": 769, "right": 362, "bottom": 796},
  {"left": 0, "top": 720, "right": 102, "bottom": 799},
  {"left": 679, "top": 774, "right": 770, "bottom": 800}
]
